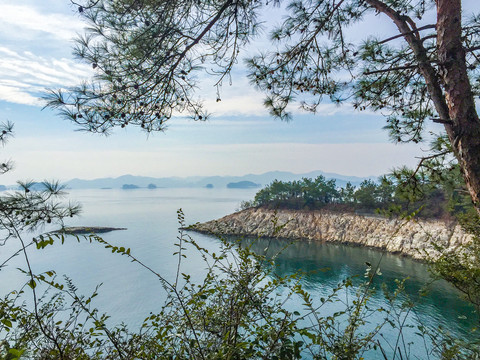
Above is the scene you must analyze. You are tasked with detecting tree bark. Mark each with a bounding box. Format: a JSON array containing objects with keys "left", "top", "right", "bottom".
[
  {"left": 437, "top": 0, "right": 480, "bottom": 214},
  {"left": 368, "top": 0, "right": 480, "bottom": 215}
]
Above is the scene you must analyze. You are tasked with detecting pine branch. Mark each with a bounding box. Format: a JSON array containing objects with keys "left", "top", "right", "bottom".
[
  {"left": 378, "top": 24, "right": 436, "bottom": 44},
  {"left": 363, "top": 64, "right": 418, "bottom": 75}
]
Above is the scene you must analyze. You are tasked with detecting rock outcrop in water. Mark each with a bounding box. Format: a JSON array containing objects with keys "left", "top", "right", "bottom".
[
  {"left": 57, "top": 226, "right": 127, "bottom": 234},
  {"left": 189, "top": 208, "right": 473, "bottom": 260}
]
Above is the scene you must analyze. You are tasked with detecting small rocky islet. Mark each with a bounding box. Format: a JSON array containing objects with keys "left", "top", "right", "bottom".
[
  {"left": 188, "top": 207, "right": 472, "bottom": 261},
  {"left": 56, "top": 226, "right": 127, "bottom": 235}
]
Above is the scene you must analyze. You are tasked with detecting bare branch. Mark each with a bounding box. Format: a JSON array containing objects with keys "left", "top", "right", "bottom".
[
  {"left": 378, "top": 24, "right": 436, "bottom": 45},
  {"left": 411, "top": 150, "right": 451, "bottom": 178},
  {"left": 431, "top": 117, "right": 453, "bottom": 124},
  {"left": 363, "top": 64, "right": 418, "bottom": 75}
]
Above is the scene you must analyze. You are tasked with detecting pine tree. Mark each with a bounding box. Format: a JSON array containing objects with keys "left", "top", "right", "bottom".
[{"left": 45, "top": 0, "right": 480, "bottom": 213}]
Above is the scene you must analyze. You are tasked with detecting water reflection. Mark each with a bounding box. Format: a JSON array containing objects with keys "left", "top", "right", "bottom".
[{"left": 242, "top": 237, "right": 477, "bottom": 340}]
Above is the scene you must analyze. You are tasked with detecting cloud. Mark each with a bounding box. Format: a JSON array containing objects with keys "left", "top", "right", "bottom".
[
  {"left": 204, "top": 94, "right": 269, "bottom": 117},
  {"left": 203, "top": 92, "right": 368, "bottom": 118},
  {"left": 0, "top": 3, "right": 92, "bottom": 106},
  {"left": 0, "top": 4, "right": 83, "bottom": 41},
  {"left": 0, "top": 3, "right": 368, "bottom": 117},
  {"left": 0, "top": 84, "right": 41, "bottom": 106},
  {"left": 0, "top": 48, "right": 90, "bottom": 106}
]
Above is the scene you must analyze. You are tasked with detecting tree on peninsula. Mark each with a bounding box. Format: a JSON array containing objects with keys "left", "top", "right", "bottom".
[{"left": 45, "top": 0, "right": 480, "bottom": 214}]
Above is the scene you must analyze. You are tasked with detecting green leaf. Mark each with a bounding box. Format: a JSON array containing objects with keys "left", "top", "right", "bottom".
[
  {"left": 1, "top": 318, "right": 12, "bottom": 328},
  {"left": 8, "top": 348, "right": 25, "bottom": 360}
]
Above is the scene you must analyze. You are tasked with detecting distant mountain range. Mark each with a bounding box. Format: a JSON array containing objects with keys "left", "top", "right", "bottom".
[{"left": 65, "top": 171, "right": 376, "bottom": 190}]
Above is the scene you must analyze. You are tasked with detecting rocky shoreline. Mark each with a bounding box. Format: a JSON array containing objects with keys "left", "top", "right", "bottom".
[
  {"left": 188, "top": 208, "right": 473, "bottom": 260},
  {"left": 56, "top": 226, "right": 127, "bottom": 234}
]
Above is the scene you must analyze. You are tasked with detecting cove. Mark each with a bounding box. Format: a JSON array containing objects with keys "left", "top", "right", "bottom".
[{"left": 2, "top": 188, "right": 475, "bottom": 358}]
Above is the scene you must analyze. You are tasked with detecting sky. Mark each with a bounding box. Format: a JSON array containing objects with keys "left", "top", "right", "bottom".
[{"left": 0, "top": 0, "right": 469, "bottom": 183}]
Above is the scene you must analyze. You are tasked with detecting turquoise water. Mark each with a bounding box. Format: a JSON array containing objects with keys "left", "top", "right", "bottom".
[
  {"left": 247, "top": 238, "right": 477, "bottom": 358},
  {"left": 1, "top": 188, "right": 477, "bottom": 358}
]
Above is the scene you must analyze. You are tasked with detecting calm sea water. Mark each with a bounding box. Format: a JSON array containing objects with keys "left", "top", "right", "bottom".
[{"left": 1, "top": 188, "right": 477, "bottom": 358}]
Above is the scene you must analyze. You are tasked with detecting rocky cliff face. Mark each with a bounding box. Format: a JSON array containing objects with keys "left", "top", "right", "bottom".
[{"left": 190, "top": 208, "right": 473, "bottom": 260}]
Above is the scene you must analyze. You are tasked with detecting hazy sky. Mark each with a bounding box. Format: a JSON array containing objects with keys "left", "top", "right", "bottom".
[{"left": 0, "top": 0, "right": 469, "bottom": 183}]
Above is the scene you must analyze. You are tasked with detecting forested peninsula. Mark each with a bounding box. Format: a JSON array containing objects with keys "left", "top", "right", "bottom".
[{"left": 190, "top": 175, "right": 475, "bottom": 260}]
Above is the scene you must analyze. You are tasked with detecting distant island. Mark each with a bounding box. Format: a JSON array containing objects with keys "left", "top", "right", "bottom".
[
  {"left": 147, "top": 183, "right": 157, "bottom": 189},
  {"left": 64, "top": 171, "right": 375, "bottom": 190},
  {"left": 122, "top": 184, "right": 140, "bottom": 189},
  {"left": 226, "top": 181, "right": 260, "bottom": 189}
]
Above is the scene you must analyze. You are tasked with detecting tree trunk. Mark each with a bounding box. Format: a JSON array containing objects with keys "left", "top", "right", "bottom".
[
  {"left": 366, "top": 0, "right": 480, "bottom": 214},
  {"left": 437, "top": 0, "right": 480, "bottom": 215}
]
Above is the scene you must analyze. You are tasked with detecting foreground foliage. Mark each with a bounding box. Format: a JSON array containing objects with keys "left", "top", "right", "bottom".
[
  {"left": 1, "top": 209, "right": 479, "bottom": 359},
  {"left": 0, "top": 121, "right": 478, "bottom": 358},
  {"left": 2, "top": 0, "right": 480, "bottom": 356}
]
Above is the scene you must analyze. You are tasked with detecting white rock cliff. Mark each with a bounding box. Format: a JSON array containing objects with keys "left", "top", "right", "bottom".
[{"left": 191, "top": 208, "right": 473, "bottom": 260}]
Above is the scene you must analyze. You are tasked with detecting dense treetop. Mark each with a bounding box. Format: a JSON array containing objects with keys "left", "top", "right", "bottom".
[{"left": 247, "top": 170, "right": 475, "bottom": 220}]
